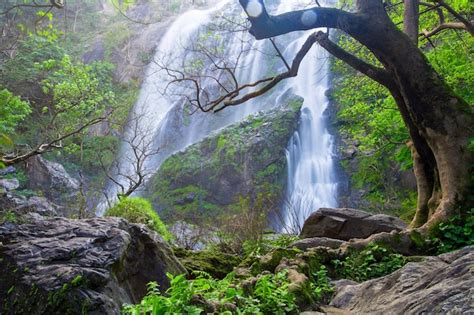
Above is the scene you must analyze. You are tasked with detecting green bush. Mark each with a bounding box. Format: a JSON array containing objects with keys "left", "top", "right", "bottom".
[
  {"left": 331, "top": 243, "right": 407, "bottom": 282},
  {"left": 105, "top": 197, "right": 172, "bottom": 242},
  {"left": 429, "top": 208, "right": 474, "bottom": 254},
  {"left": 123, "top": 267, "right": 333, "bottom": 315}
]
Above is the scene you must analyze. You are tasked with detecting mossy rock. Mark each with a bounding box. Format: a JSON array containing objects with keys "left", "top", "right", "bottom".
[
  {"left": 250, "top": 247, "right": 301, "bottom": 275},
  {"left": 173, "top": 247, "right": 242, "bottom": 279},
  {"left": 145, "top": 94, "right": 303, "bottom": 224}
]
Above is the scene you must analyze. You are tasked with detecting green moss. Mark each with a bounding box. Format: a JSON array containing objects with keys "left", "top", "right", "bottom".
[
  {"left": 0, "top": 210, "right": 19, "bottom": 224},
  {"left": 173, "top": 248, "right": 242, "bottom": 279},
  {"left": 105, "top": 197, "right": 172, "bottom": 241},
  {"left": 250, "top": 248, "right": 301, "bottom": 275},
  {"left": 250, "top": 116, "right": 264, "bottom": 128},
  {"left": 147, "top": 97, "right": 302, "bottom": 224},
  {"left": 289, "top": 98, "right": 303, "bottom": 111},
  {"left": 44, "top": 276, "right": 92, "bottom": 314},
  {"left": 409, "top": 230, "right": 427, "bottom": 250},
  {"left": 70, "top": 275, "right": 84, "bottom": 287},
  {"left": 216, "top": 135, "right": 227, "bottom": 151}
]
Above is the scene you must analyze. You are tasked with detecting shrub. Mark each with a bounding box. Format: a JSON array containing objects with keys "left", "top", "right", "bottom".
[
  {"left": 331, "top": 243, "right": 407, "bottom": 282},
  {"left": 105, "top": 197, "right": 172, "bottom": 241},
  {"left": 429, "top": 208, "right": 474, "bottom": 254},
  {"left": 123, "top": 267, "right": 333, "bottom": 315}
]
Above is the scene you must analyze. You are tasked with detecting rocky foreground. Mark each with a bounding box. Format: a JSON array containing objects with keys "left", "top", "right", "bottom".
[
  {"left": 330, "top": 246, "right": 473, "bottom": 314},
  {"left": 0, "top": 217, "right": 184, "bottom": 314},
  {"left": 0, "top": 208, "right": 472, "bottom": 314}
]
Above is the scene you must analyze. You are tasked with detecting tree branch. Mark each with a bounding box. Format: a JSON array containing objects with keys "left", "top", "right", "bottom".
[
  {"left": 434, "top": 0, "right": 474, "bottom": 37},
  {"left": 0, "top": 0, "right": 63, "bottom": 15},
  {"left": 1, "top": 115, "right": 109, "bottom": 166},
  {"left": 314, "top": 31, "right": 394, "bottom": 88},
  {"left": 421, "top": 22, "right": 468, "bottom": 39},
  {"left": 238, "top": 0, "right": 358, "bottom": 39},
  {"left": 214, "top": 32, "right": 320, "bottom": 111}
]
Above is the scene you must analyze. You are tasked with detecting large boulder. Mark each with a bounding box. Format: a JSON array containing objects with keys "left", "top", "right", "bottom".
[
  {"left": 0, "top": 217, "right": 185, "bottom": 314},
  {"left": 331, "top": 246, "right": 474, "bottom": 314},
  {"left": 145, "top": 94, "right": 303, "bottom": 223},
  {"left": 24, "top": 156, "right": 79, "bottom": 205},
  {"left": 300, "top": 208, "right": 407, "bottom": 240}
]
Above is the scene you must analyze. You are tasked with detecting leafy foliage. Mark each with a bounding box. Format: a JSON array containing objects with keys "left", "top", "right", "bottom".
[
  {"left": 37, "top": 55, "right": 114, "bottom": 137},
  {"left": 242, "top": 234, "right": 300, "bottom": 257},
  {"left": 331, "top": 243, "right": 407, "bottom": 282},
  {"left": 105, "top": 197, "right": 172, "bottom": 241},
  {"left": 429, "top": 208, "right": 474, "bottom": 254},
  {"left": 123, "top": 266, "right": 333, "bottom": 315},
  {"left": 0, "top": 89, "right": 31, "bottom": 135}
]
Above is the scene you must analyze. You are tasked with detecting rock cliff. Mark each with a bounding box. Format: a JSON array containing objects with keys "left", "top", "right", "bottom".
[{"left": 145, "top": 94, "right": 303, "bottom": 223}]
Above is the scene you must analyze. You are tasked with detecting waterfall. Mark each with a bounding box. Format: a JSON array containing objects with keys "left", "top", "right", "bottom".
[
  {"left": 97, "top": 0, "right": 339, "bottom": 225},
  {"left": 280, "top": 1, "right": 339, "bottom": 232}
]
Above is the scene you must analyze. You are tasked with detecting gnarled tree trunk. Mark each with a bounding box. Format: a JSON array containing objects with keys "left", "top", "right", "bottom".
[{"left": 239, "top": 0, "right": 473, "bottom": 229}]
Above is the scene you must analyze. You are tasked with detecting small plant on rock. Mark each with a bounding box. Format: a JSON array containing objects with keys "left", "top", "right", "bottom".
[
  {"left": 105, "top": 197, "right": 172, "bottom": 241},
  {"left": 332, "top": 243, "right": 407, "bottom": 282},
  {"left": 429, "top": 208, "right": 474, "bottom": 254}
]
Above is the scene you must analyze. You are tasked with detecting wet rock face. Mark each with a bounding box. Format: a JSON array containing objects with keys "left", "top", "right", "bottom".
[
  {"left": 300, "top": 208, "right": 407, "bottom": 241},
  {"left": 331, "top": 246, "right": 474, "bottom": 314},
  {"left": 0, "top": 217, "right": 185, "bottom": 314},
  {"left": 146, "top": 96, "right": 303, "bottom": 223},
  {"left": 25, "top": 156, "right": 79, "bottom": 207}
]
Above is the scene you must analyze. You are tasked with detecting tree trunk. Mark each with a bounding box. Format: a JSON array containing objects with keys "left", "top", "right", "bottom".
[
  {"left": 403, "top": 0, "right": 420, "bottom": 44},
  {"left": 354, "top": 13, "right": 473, "bottom": 228},
  {"left": 239, "top": 0, "right": 474, "bottom": 229}
]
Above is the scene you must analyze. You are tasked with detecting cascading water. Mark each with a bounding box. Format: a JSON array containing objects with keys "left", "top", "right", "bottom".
[
  {"left": 281, "top": 34, "right": 339, "bottom": 232},
  {"left": 98, "top": 0, "right": 339, "bottom": 228}
]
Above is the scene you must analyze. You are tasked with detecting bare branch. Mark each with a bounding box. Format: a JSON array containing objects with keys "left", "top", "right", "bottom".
[
  {"left": 100, "top": 111, "right": 161, "bottom": 200},
  {"left": 1, "top": 114, "right": 109, "bottom": 166},
  {"left": 269, "top": 38, "right": 290, "bottom": 70},
  {"left": 214, "top": 32, "right": 320, "bottom": 111},
  {"left": 1, "top": 0, "right": 63, "bottom": 16},
  {"left": 421, "top": 21, "right": 469, "bottom": 39},
  {"left": 434, "top": 0, "right": 474, "bottom": 37}
]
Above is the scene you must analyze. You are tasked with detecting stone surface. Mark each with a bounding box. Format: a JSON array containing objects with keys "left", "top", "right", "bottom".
[
  {"left": 145, "top": 94, "right": 303, "bottom": 223},
  {"left": 25, "top": 156, "right": 79, "bottom": 204},
  {"left": 331, "top": 246, "right": 474, "bottom": 314},
  {"left": 290, "top": 237, "right": 346, "bottom": 250},
  {"left": 0, "top": 217, "right": 185, "bottom": 314},
  {"left": 173, "top": 247, "right": 241, "bottom": 279},
  {"left": 0, "top": 178, "right": 20, "bottom": 191},
  {"left": 0, "top": 193, "right": 60, "bottom": 218},
  {"left": 15, "top": 196, "right": 59, "bottom": 217},
  {"left": 300, "top": 208, "right": 407, "bottom": 241},
  {"left": 342, "top": 230, "right": 420, "bottom": 256},
  {"left": 0, "top": 165, "right": 16, "bottom": 176}
]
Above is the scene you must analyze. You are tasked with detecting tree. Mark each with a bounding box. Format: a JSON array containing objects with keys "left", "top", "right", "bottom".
[
  {"left": 163, "top": 0, "right": 470, "bottom": 230},
  {"left": 234, "top": 0, "right": 473, "bottom": 229},
  {"left": 100, "top": 112, "right": 160, "bottom": 203},
  {"left": 0, "top": 1, "right": 119, "bottom": 168},
  {"left": 0, "top": 47, "right": 115, "bottom": 166}
]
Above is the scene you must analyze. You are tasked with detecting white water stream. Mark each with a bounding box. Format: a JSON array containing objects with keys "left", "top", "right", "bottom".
[{"left": 98, "top": 0, "right": 339, "bottom": 230}]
